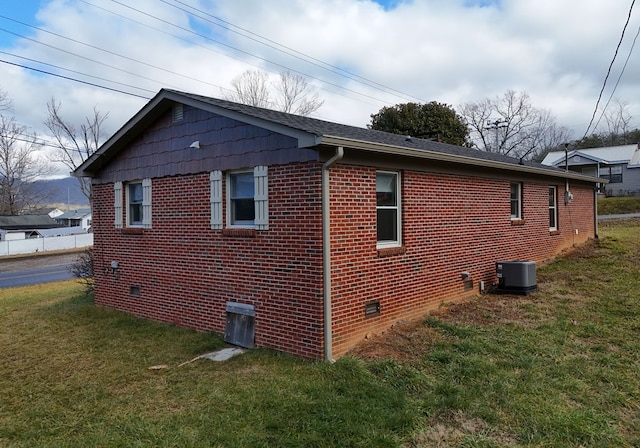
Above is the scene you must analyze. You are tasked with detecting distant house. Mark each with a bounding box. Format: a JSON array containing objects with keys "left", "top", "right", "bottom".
[
  {"left": 542, "top": 144, "right": 640, "bottom": 196},
  {"left": 0, "top": 215, "right": 60, "bottom": 240},
  {"left": 30, "top": 207, "right": 65, "bottom": 219},
  {"left": 55, "top": 209, "right": 92, "bottom": 230},
  {"left": 74, "top": 89, "right": 603, "bottom": 360}
]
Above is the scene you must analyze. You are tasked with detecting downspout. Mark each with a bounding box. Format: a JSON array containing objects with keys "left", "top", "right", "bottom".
[
  {"left": 322, "top": 146, "right": 344, "bottom": 362},
  {"left": 594, "top": 187, "right": 599, "bottom": 239}
]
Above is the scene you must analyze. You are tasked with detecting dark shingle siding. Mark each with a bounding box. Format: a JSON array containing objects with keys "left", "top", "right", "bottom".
[{"left": 169, "top": 89, "right": 553, "bottom": 171}]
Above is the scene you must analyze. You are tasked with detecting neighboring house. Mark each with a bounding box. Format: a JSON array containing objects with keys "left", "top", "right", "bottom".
[
  {"left": 74, "top": 89, "right": 602, "bottom": 360},
  {"left": 541, "top": 144, "right": 640, "bottom": 196},
  {"left": 55, "top": 208, "right": 92, "bottom": 230},
  {"left": 30, "top": 207, "right": 65, "bottom": 219},
  {"left": 0, "top": 215, "right": 60, "bottom": 240}
]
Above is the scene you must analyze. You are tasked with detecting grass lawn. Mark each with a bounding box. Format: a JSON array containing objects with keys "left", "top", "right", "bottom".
[
  {"left": 597, "top": 196, "right": 640, "bottom": 215},
  {"left": 1, "top": 219, "right": 640, "bottom": 447}
]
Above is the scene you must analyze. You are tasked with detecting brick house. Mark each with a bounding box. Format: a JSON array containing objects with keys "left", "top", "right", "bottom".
[{"left": 74, "top": 89, "right": 602, "bottom": 360}]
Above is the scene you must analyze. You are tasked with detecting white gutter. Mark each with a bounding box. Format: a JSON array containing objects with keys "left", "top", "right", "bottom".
[{"left": 322, "top": 146, "right": 343, "bottom": 362}]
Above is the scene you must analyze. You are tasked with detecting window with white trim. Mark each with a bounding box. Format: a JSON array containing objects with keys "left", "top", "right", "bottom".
[
  {"left": 225, "top": 167, "right": 269, "bottom": 229},
  {"left": 125, "top": 179, "right": 152, "bottom": 228},
  {"left": 376, "top": 171, "right": 401, "bottom": 247},
  {"left": 600, "top": 165, "right": 622, "bottom": 183},
  {"left": 549, "top": 186, "right": 558, "bottom": 231},
  {"left": 510, "top": 182, "right": 522, "bottom": 220}
]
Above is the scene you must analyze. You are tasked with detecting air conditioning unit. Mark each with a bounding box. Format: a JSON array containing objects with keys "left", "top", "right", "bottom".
[{"left": 496, "top": 261, "right": 537, "bottom": 295}]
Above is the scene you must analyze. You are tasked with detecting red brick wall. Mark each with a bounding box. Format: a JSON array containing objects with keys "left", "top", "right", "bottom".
[
  {"left": 91, "top": 160, "right": 596, "bottom": 360},
  {"left": 91, "top": 162, "right": 325, "bottom": 359},
  {"left": 328, "top": 166, "right": 595, "bottom": 358}
]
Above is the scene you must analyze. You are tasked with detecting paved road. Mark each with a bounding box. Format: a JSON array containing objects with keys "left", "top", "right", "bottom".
[
  {"left": 0, "top": 264, "right": 75, "bottom": 288},
  {"left": 598, "top": 213, "right": 640, "bottom": 220}
]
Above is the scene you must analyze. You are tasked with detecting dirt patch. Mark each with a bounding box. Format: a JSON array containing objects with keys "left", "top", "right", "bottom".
[
  {"left": 349, "top": 294, "right": 549, "bottom": 362},
  {"left": 407, "top": 411, "right": 518, "bottom": 447},
  {"left": 349, "top": 319, "right": 447, "bottom": 362}
]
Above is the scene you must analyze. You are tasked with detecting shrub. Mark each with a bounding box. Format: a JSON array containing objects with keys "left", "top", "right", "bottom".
[{"left": 70, "top": 248, "right": 94, "bottom": 293}]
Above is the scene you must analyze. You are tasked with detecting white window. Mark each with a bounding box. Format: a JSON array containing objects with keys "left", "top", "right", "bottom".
[
  {"left": 549, "top": 186, "right": 558, "bottom": 231},
  {"left": 226, "top": 166, "right": 269, "bottom": 229},
  {"left": 126, "top": 178, "right": 152, "bottom": 228},
  {"left": 510, "top": 183, "right": 522, "bottom": 220},
  {"left": 376, "top": 171, "right": 401, "bottom": 247}
]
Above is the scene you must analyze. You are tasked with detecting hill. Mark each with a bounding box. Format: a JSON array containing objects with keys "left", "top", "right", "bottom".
[{"left": 32, "top": 177, "right": 89, "bottom": 207}]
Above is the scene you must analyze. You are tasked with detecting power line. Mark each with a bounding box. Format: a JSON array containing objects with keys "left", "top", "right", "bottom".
[
  {"left": 0, "top": 27, "right": 191, "bottom": 93},
  {"left": 0, "top": 50, "right": 156, "bottom": 95},
  {"left": 1, "top": 3, "right": 394, "bottom": 113},
  {"left": 582, "top": 0, "right": 636, "bottom": 139},
  {"left": 161, "top": 0, "right": 423, "bottom": 103},
  {"left": 105, "top": 0, "right": 398, "bottom": 105},
  {"left": 591, "top": 22, "right": 640, "bottom": 133},
  {"left": 0, "top": 58, "right": 151, "bottom": 99},
  {"left": 0, "top": 14, "right": 231, "bottom": 94}
]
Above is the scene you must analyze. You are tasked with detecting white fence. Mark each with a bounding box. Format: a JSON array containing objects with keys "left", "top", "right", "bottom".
[{"left": 0, "top": 233, "right": 93, "bottom": 256}]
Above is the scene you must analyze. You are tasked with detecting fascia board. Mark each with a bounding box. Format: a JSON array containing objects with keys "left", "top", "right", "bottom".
[
  {"left": 74, "top": 90, "right": 321, "bottom": 177},
  {"left": 320, "top": 135, "right": 607, "bottom": 184}
]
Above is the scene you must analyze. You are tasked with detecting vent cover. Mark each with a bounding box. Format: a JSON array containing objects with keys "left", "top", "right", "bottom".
[
  {"left": 172, "top": 104, "right": 184, "bottom": 122},
  {"left": 225, "top": 302, "right": 255, "bottom": 348},
  {"left": 365, "top": 301, "right": 381, "bottom": 317}
]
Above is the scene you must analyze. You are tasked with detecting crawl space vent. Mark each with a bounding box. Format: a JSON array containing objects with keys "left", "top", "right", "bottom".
[
  {"left": 224, "top": 302, "right": 255, "bottom": 349},
  {"left": 365, "top": 301, "right": 381, "bottom": 317}
]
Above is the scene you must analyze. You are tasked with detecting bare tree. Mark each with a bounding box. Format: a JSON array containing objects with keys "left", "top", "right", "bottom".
[
  {"left": 225, "top": 70, "right": 271, "bottom": 108},
  {"left": 460, "top": 90, "right": 571, "bottom": 160},
  {"left": 224, "top": 70, "right": 323, "bottom": 116},
  {"left": 0, "top": 89, "right": 12, "bottom": 113},
  {"left": 0, "top": 115, "right": 52, "bottom": 215},
  {"left": 576, "top": 99, "right": 637, "bottom": 148},
  {"left": 601, "top": 99, "right": 633, "bottom": 144},
  {"left": 44, "top": 99, "right": 108, "bottom": 202},
  {"left": 274, "top": 71, "right": 324, "bottom": 115}
]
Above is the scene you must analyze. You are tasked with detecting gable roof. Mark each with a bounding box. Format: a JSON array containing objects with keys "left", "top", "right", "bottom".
[
  {"left": 75, "top": 89, "right": 601, "bottom": 184},
  {"left": 0, "top": 215, "right": 60, "bottom": 230},
  {"left": 541, "top": 144, "right": 640, "bottom": 166},
  {"left": 55, "top": 208, "right": 92, "bottom": 220},
  {"left": 37, "top": 226, "right": 88, "bottom": 237}
]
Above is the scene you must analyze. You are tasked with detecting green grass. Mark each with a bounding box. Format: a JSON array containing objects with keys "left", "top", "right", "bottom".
[
  {"left": 2, "top": 219, "right": 640, "bottom": 446},
  {"left": 597, "top": 196, "right": 640, "bottom": 215}
]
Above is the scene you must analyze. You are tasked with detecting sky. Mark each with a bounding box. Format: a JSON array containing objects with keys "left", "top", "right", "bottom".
[{"left": 1, "top": 0, "right": 639, "bottom": 176}]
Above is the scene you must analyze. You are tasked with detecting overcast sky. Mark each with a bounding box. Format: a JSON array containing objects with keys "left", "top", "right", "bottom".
[{"left": 1, "top": 0, "right": 639, "bottom": 175}]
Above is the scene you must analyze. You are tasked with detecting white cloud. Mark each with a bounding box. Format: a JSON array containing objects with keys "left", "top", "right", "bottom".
[{"left": 1, "top": 0, "right": 639, "bottom": 169}]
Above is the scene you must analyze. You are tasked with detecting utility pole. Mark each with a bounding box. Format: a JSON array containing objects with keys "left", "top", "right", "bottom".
[{"left": 485, "top": 119, "right": 508, "bottom": 152}]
